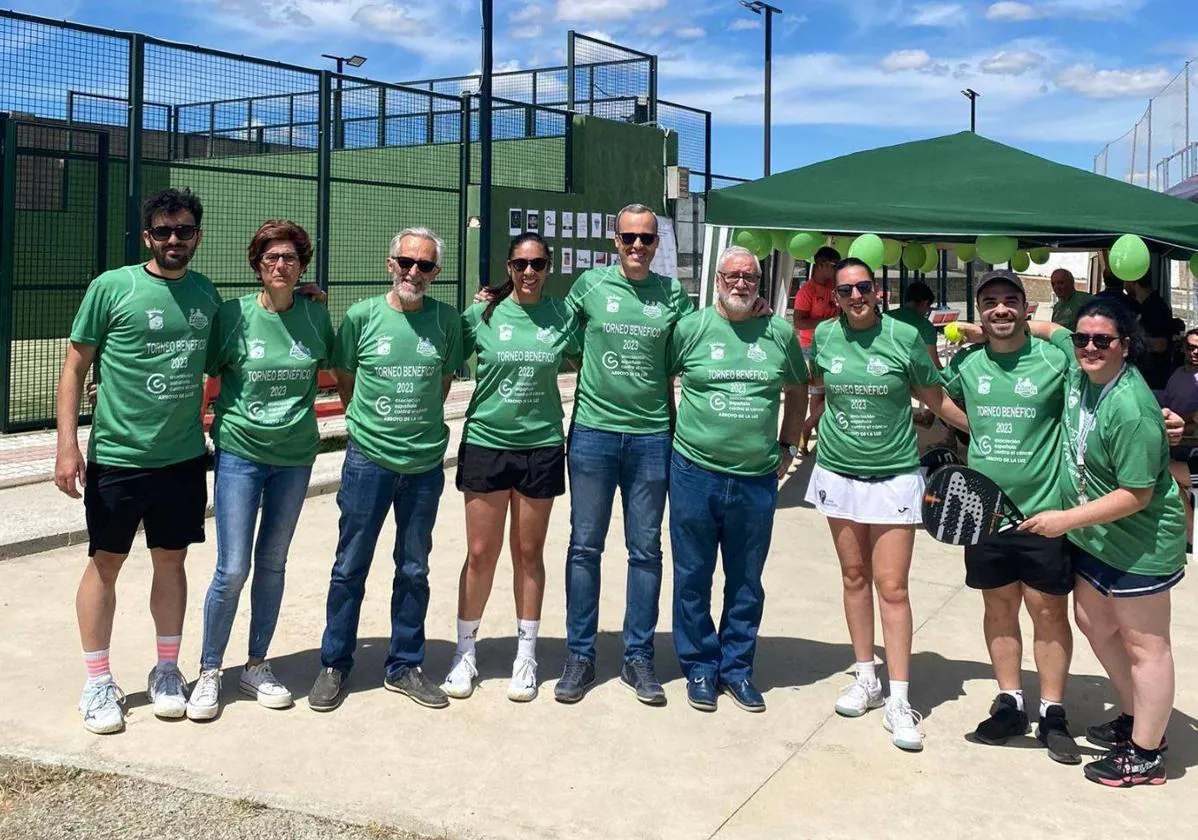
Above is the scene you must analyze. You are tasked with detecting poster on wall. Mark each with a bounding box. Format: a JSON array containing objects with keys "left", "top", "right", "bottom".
[
  {"left": 604, "top": 214, "right": 616, "bottom": 238},
  {"left": 509, "top": 208, "right": 522, "bottom": 237},
  {"left": 575, "top": 212, "right": 588, "bottom": 238},
  {"left": 562, "top": 211, "right": 574, "bottom": 238},
  {"left": 648, "top": 215, "right": 678, "bottom": 279},
  {"left": 576, "top": 249, "right": 592, "bottom": 270},
  {"left": 590, "top": 213, "right": 603, "bottom": 238},
  {"left": 526, "top": 210, "right": 540, "bottom": 233},
  {"left": 544, "top": 210, "right": 557, "bottom": 238},
  {"left": 595, "top": 252, "right": 608, "bottom": 267},
  {"left": 561, "top": 247, "right": 573, "bottom": 274}
]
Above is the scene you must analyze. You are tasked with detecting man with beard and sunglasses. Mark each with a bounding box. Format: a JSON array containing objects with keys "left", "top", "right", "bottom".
[
  {"left": 308, "top": 227, "right": 463, "bottom": 713},
  {"left": 56, "top": 188, "right": 221, "bottom": 734}
]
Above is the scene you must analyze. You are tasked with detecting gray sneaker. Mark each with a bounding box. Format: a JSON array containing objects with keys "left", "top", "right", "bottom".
[
  {"left": 384, "top": 666, "right": 449, "bottom": 709},
  {"left": 307, "top": 667, "right": 348, "bottom": 712}
]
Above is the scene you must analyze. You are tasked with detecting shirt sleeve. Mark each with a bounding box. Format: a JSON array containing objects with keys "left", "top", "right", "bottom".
[
  {"left": 1049, "top": 327, "right": 1079, "bottom": 368},
  {"left": 908, "top": 330, "right": 942, "bottom": 387},
  {"left": 442, "top": 308, "right": 465, "bottom": 375},
  {"left": 1106, "top": 418, "right": 1166, "bottom": 490},
  {"left": 204, "top": 304, "right": 233, "bottom": 376},
  {"left": 333, "top": 307, "right": 362, "bottom": 374},
  {"left": 665, "top": 317, "right": 689, "bottom": 378},
  {"left": 460, "top": 307, "right": 480, "bottom": 362},
  {"left": 942, "top": 352, "right": 965, "bottom": 401},
  {"left": 69, "top": 276, "right": 110, "bottom": 346},
  {"left": 808, "top": 326, "right": 824, "bottom": 379},
  {"left": 564, "top": 274, "right": 587, "bottom": 318},
  {"left": 317, "top": 307, "right": 336, "bottom": 370},
  {"left": 793, "top": 283, "right": 813, "bottom": 315},
  {"left": 777, "top": 321, "right": 809, "bottom": 386},
  {"left": 561, "top": 306, "right": 584, "bottom": 360},
  {"left": 919, "top": 319, "right": 937, "bottom": 347}
]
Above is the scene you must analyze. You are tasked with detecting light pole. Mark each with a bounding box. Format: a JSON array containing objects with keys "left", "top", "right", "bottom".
[
  {"left": 321, "top": 53, "right": 367, "bottom": 148},
  {"left": 480, "top": 0, "right": 494, "bottom": 288},
  {"left": 740, "top": 1, "right": 782, "bottom": 176},
  {"left": 961, "top": 87, "right": 979, "bottom": 132}
]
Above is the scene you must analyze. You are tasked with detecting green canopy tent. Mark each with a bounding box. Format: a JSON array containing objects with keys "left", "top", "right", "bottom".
[{"left": 701, "top": 131, "right": 1198, "bottom": 311}]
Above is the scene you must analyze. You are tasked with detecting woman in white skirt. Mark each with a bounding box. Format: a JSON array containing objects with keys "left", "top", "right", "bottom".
[{"left": 804, "top": 257, "right": 967, "bottom": 751}]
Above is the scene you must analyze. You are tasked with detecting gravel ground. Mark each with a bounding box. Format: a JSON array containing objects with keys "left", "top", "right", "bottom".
[{"left": 0, "top": 757, "right": 430, "bottom": 840}]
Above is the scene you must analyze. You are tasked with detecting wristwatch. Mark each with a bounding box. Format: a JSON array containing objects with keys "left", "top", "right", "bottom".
[{"left": 780, "top": 440, "right": 800, "bottom": 458}]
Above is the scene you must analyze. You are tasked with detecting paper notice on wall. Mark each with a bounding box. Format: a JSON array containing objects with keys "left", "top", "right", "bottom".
[
  {"left": 595, "top": 252, "right": 608, "bottom": 267},
  {"left": 526, "top": 209, "right": 540, "bottom": 233},
  {"left": 590, "top": 213, "right": 603, "bottom": 238},
  {"left": 649, "top": 215, "right": 678, "bottom": 279},
  {"left": 544, "top": 211, "right": 556, "bottom": 238},
  {"left": 562, "top": 211, "right": 574, "bottom": 238},
  {"left": 509, "top": 208, "right": 522, "bottom": 237},
  {"left": 605, "top": 214, "right": 616, "bottom": 238},
  {"left": 561, "top": 247, "right": 573, "bottom": 274},
  {"left": 576, "top": 249, "right": 592, "bottom": 269}
]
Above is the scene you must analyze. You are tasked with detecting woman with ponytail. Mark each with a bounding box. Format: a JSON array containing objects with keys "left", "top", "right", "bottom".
[{"left": 441, "top": 233, "right": 582, "bottom": 702}]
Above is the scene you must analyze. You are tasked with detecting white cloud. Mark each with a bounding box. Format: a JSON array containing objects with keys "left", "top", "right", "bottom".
[
  {"left": 511, "top": 25, "right": 545, "bottom": 40},
  {"left": 985, "top": 2, "right": 1043, "bottom": 20},
  {"left": 912, "top": 3, "right": 966, "bottom": 27},
  {"left": 677, "top": 27, "right": 706, "bottom": 39},
  {"left": 511, "top": 3, "right": 544, "bottom": 23},
  {"left": 730, "top": 18, "right": 761, "bottom": 31},
  {"left": 978, "top": 50, "right": 1045, "bottom": 75},
  {"left": 1055, "top": 63, "right": 1175, "bottom": 98},
  {"left": 579, "top": 29, "right": 616, "bottom": 43},
  {"left": 879, "top": 49, "right": 932, "bottom": 72},
  {"left": 555, "top": 0, "right": 666, "bottom": 21},
  {"left": 351, "top": 3, "right": 419, "bottom": 34}
]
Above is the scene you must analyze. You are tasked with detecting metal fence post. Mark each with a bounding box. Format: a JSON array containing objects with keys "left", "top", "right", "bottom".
[
  {"left": 458, "top": 92, "right": 471, "bottom": 310},
  {"left": 377, "top": 86, "right": 387, "bottom": 147},
  {"left": 649, "top": 55, "right": 658, "bottom": 123},
  {"left": 316, "top": 70, "right": 332, "bottom": 290},
  {"left": 478, "top": 0, "right": 493, "bottom": 288},
  {"left": 564, "top": 113, "right": 574, "bottom": 193},
  {"left": 1186, "top": 61, "right": 1191, "bottom": 181},
  {"left": 125, "top": 33, "right": 144, "bottom": 266},
  {"left": 0, "top": 117, "right": 17, "bottom": 430},
  {"left": 96, "top": 130, "right": 110, "bottom": 273},
  {"left": 1146, "top": 100, "right": 1153, "bottom": 190},
  {"left": 567, "top": 31, "right": 576, "bottom": 112}
]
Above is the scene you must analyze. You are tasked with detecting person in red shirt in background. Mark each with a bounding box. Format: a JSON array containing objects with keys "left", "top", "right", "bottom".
[{"left": 793, "top": 246, "right": 842, "bottom": 452}]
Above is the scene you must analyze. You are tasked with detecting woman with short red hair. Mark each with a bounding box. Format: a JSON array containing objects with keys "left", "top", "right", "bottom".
[{"left": 186, "top": 220, "right": 334, "bottom": 721}]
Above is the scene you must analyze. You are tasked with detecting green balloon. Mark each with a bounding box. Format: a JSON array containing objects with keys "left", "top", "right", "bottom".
[
  {"left": 1109, "top": 234, "right": 1150, "bottom": 282},
  {"left": 848, "top": 234, "right": 885, "bottom": 271},
  {"left": 882, "top": 239, "right": 903, "bottom": 267},
  {"left": 920, "top": 247, "right": 940, "bottom": 274},
  {"left": 976, "top": 235, "right": 1018, "bottom": 265},
  {"left": 955, "top": 243, "right": 976, "bottom": 263},
  {"left": 1190, "top": 253, "right": 1198, "bottom": 276},
  {"left": 787, "top": 231, "right": 822, "bottom": 261},
  {"left": 902, "top": 243, "right": 926, "bottom": 271},
  {"left": 1029, "top": 247, "right": 1051, "bottom": 265},
  {"left": 1010, "top": 250, "right": 1031, "bottom": 272},
  {"left": 832, "top": 236, "right": 855, "bottom": 258},
  {"left": 734, "top": 229, "right": 769, "bottom": 257},
  {"left": 769, "top": 230, "right": 791, "bottom": 253}
]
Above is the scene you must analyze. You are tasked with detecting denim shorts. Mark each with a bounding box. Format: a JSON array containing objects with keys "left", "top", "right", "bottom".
[{"left": 1072, "top": 545, "right": 1185, "bottom": 598}]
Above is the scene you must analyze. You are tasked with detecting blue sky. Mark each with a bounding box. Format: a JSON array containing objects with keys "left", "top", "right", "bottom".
[{"left": 6, "top": 0, "right": 1195, "bottom": 182}]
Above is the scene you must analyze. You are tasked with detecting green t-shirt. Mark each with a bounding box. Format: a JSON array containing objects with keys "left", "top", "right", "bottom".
[
  {"left": 942, "top": 329, "right": 1073, "bottom": 516},
  {"left": 206, "top": 294, "right": 336, "bottom": 467},
  {"left": 1051, "top": 292, "right": 1094, "bottom": 331},
  {"left": 884, "top": 306, "right": 937, "bottom": 346},
  {"left": 334, "top": 294, "right": 463, "bottom": 475},
  {"left": 668, "top": 309, "right": 808, "bottom": 476},
  {"left": 565, "top": 265, "right": 694, "bottom": 434},
  {"left": 1060, "top": 363, "right": 1186, "bottom": 575},
  {"left": 69, "top": 265, "right": 221, "bottom": 468},
  {"left": 810, "top": 315, "right": 942, "bottom": 476},
  {"left": 462, "top": 296, "right": 582, "bottom": 450}
]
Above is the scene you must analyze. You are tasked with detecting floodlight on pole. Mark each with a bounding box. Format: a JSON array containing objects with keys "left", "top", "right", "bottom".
[
  {"left": 321, "top": 53, "right": 367, "bottom": 149},
  {"left": 739, "top": 1, "right": 782, "bottom": 176},
  {"left": 961, "top": 88, "right": 979, "bottom": 132}
]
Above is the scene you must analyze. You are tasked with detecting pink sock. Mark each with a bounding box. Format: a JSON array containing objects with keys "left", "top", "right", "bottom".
[
  {"left": 84, "top": 649, "right": 111, "bottom": 685},
  {"left": 156, "top": 635, "right": 181, "bottom": 668}
]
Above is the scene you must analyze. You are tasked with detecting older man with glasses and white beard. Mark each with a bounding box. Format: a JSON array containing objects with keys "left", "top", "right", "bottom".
[
  {"left": 665, "top": 245, "right": 808, "bottom": 713},
  {"left": 308, "top": 227, "right": 463, "bottom": 713}
]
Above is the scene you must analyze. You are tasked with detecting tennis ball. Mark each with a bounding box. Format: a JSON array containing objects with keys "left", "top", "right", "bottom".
[{"left": 944, "top": 322, "right": 962, "bottom": 344}]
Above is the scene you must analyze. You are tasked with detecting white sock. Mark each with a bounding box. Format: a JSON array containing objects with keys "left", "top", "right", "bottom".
[
  {"left": 1001, "top": 688, "right": 1025, "bottom": 712},
  {"left": 889, "top": 680, "right": 910, "bottom": 704},
  {"left": 1040, "top": 698, "right": 1061, "bottom": 717},
  {"left": 517, "top": 619, "right": 539, "bottom": 661},
  {"left": 855, "top": 661, "right": 877, "bottom": 684},
  {"left": 455, "top": 618, "right": 481, "bottom": 657}
]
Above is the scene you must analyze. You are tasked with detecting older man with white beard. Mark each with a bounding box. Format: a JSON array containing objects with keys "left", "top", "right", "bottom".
[
  {"left": 665, "top": 246, "right": 808, "bottom": 713},
  {"left": 308, "top": 228, "right": 463, "bottom": 713}
]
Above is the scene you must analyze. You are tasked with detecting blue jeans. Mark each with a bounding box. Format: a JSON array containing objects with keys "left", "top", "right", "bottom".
[
  {"left": 565, "top": 424, "right": 671, "bottom": 662},
  {"left": 201, "top": 449, "right": 312, "bottom": 670},
  {"left": 320, "top": 441, "right": 444, "bottom": 678},
  {"left": 668, "top": 451, "right": 777, "bottom": 683}
]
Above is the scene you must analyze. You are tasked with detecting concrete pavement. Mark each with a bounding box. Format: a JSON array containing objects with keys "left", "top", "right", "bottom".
[{"left": 0, "top": 454, "right": 1195, "bottom": 839}]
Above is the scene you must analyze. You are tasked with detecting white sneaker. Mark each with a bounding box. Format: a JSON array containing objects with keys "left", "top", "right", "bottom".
[
  {"left": 239, "top": 662, "right": 293, "bottom": 710},
  {"left": 441, "top": 652, "right": 478, "bottom": 699},
  {"left": 507, "top": 656, "right": 538, "bottom": 703},
  {"left": 186, "top": 669, "right": 222, "bottom": 721},
  {"left": 79, "top": 680, "right": 126, "bottom": 734},
  {"left": 147, "top": 664, "right": 188, "bottom": 719},
  {"left": 835, "top": 677, "right": 884, "bottom": 717},
  {"left": 883, "top": 696, "right": 925, "bottom": 751}
]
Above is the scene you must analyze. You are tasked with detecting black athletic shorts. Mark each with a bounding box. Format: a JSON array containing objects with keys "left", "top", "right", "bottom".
[
  {"left": 455, "top": 442, "right": 565, "bottom": 499},
  {"left": 964, "top": 529, "right": 1072, "bottom": 596},
  {"left": 84, "top": 455, "right": 208, "bottom": 557}
]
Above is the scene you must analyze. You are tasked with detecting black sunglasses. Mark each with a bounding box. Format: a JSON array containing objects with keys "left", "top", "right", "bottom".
[
  {"left": 510, "top": 257, "right": 548, "bottom": 272},
  {"left": 835, "top": 281, "right": 875, "bottom": 297},
  {"left": 1071, "top": 332, "right": 1119, "bottom": 350},
  {"left": 618, "top": 232, "right": 657, "bottom": 246},
  {"left": 391, "top": 256, "right": 437, "bottom": 273},
  {"left": 147, "top": 224, "right": 197, "bottom": 242}
]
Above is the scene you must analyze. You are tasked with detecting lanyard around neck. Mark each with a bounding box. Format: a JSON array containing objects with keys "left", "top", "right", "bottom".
[{"left": 1074, "top": 365, "right": 1125, "bottom": 487}]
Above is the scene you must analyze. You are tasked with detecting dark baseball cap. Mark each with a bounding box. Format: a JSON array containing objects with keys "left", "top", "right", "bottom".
[{"left": 975, "top": 268, "right": 1025, "bottom": 299}]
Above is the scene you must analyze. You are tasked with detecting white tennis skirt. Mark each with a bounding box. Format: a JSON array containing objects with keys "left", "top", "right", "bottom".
[{"left": 804, "top": 464, "right": 925, "bottom": 525}]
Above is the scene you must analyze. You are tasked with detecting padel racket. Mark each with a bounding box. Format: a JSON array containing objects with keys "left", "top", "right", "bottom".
[
  {"left": 918, "top": 446, "right": 962, "bottom": 476},
  {"left": 921, "top": 465, "right": 1024, "bottom": 546}
]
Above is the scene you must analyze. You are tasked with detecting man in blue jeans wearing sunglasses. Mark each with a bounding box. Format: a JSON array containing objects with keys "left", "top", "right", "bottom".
[{"left": 308, "top": 228, "right": 463, "bottom": 712}]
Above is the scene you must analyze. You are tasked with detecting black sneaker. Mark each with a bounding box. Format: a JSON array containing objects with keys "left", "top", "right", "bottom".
[
  {"left": 554, "top": 654, "right": 596, "bottom": 704},
  {"left": 973, "top": 693, "right": 1029, "bottom": 745},
  {"left": 1036, "top": 705, "right": 1081, "bottom": 765},
  {"left": 620, "top": 658, "right": 666, "bottom": 706},
  {"left": 1086, "top": 713, "right": 1169, "bottom": 752},
  {"left": 307, "top": 667, "right": 347, "bottom": 713},
  {"left": 1083, "top": 742, "right": 1166, "bottom": 787},
  {"left": 384, "top": 666, "right": 449, "bottom": 709}
]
